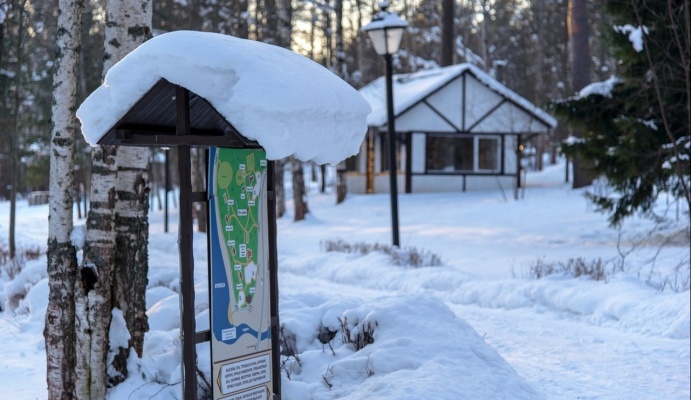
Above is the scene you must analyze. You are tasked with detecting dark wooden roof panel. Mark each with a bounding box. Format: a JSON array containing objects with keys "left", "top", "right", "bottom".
[{"left": 97, "top": 78, "right": 259, "bottom": 148}]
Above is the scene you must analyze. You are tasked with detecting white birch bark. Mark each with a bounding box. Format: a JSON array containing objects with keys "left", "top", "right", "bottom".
[
  {"left": 76, "top": 143, "right": 117, "bottom": 399},
  {"left": 77, "top": 0, "right": 152, "bottom": 397},
  {"left": 45, "top": 0, "right": 83, "bottom": 398},
  {"left": 107, "top": 0, "right": 153, "bottom": 388}
]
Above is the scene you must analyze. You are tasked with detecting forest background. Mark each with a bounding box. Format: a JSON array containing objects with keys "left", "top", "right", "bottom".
[{"left": 1, "top": 0, "right": 617, "bottom": 204}]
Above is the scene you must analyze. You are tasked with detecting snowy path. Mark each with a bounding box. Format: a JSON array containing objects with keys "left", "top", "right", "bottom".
[{"left": 450, "top": 304, "right": 689, "bottom": 400}]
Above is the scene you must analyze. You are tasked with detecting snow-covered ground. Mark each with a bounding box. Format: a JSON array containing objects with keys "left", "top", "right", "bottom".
[{"left": 1, "top": 161, "right": 689, "bottom": 399}]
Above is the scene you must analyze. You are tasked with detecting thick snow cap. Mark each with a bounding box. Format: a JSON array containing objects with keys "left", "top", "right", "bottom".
[{"left": 77, "top": 31, "right": 371, "bottom": 164}]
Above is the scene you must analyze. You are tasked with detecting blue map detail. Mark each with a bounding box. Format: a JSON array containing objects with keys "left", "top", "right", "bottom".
[{"left": 208, "top": 149, "right": 271, "bottom": 345}]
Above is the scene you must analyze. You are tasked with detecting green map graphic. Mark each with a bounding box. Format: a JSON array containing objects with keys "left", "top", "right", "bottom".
[{"left": 214, "top": 149, "right": 267, "bottom": 320}]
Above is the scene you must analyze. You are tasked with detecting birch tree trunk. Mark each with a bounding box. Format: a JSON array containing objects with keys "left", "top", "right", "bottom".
[
  {"left": 75, "top": 144, "right": 117, "bottom": 400},
  {"left": 45, "top": 0, "right": 83, "bottom": 398},
  {"left": 111, "top": 145, "right": 150, "bottom": 385},
  {"left": 76, "top": 0, "right": 152, "bottom": 397},
  {"left": 107, "top": 0, "right": 152, "bottom": 386}
]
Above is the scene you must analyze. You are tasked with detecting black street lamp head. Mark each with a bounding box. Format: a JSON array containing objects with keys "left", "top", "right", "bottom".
[{"left": 361, "top": 1, "right": 408, "bottom": 56}]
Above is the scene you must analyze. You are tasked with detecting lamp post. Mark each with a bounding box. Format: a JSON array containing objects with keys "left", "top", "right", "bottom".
[{"left": 362, "top": 1, "right": 407, "bottom": 247}]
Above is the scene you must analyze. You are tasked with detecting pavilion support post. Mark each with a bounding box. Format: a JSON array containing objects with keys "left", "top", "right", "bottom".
[
  {"left": 267, "top": 161, "right": 282, "bottom": 398},
  {"left": 165, "top": 149, "right": 170, "bottom": 233},
  {"left": 176, "top": 86, "right": 197, "bottom": 399},
  {"left": 405, "top": 133, "right": 412, "bottom": 194},
  {"left": 515, "top": 134, "right": 522, "bottom": 200}
]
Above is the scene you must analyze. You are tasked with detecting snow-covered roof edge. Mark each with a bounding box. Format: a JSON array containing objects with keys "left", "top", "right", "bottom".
[
  {"left": 77, "top": 31, "right": 371, "bottom": 165},
  {"left": 361, "top": 63, "right": 557, "bottom": 129}
]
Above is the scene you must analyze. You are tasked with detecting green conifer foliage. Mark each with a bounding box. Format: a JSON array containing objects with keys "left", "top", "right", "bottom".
[{"left": 551, "top": 0, "right": 690, "bottom": 225}]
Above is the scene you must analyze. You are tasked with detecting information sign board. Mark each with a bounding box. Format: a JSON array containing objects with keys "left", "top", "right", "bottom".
[{"left": 208, "top": 148, "right": 273, "bottom": 399}]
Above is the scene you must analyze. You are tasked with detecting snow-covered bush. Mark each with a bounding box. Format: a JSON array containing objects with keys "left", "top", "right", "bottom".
[
  {"left": 320, "top": 239, "right": 442, "bottom": 268},
  {"left": 522, "top": 257, "right": 610, "bottom": 281},
  {"left": 0, "top": 245, "right": 42, "bottom": 310},
  {"left": 520, "top": 253, "right": 690, "bottom": 293},
  {"left": 2, "top": 256, "right": 47, "bottom": 313},
  {"left": 0, "top": 244, "right": 41, "bottom": 281},
  {"left": 338, "top": 316, "right": 377, "bottom": 351}
]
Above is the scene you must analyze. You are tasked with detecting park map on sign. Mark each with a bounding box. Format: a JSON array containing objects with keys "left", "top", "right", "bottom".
[
  {"left": 210, "top": 148, "right": 270, "bottom": 347},
  {"left": 210, "top": 148, "right": 273, "bottom": 398}
]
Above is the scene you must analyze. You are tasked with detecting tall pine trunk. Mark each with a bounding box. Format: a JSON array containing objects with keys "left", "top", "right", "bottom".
[
  {"left": 355, "top": 0, "right": 366, "bottom": 85},
  {"left": 274, "top": 0, "right": 293, "bottom": 218},
  {"left": 278, "top": 0, "right": 306, "bottom": 220},
  {"left": 8, "top": 0, "right": 28, "bottom": 260},
  {"left": 191, "top": 148, "right": 207, "bottom": 233},
  {"left": 333, "top": 0, "right": 346, "bottom": 203},
  {"left": 291, "top": 157, "right": 309, "bottom": 221},
  {"left": 334, "top": 0, "right": 345, "bottom": 78},
  {"left": 45, "top": 0, "right": 83, "bottom": 398},
  {"left": 441, "top": 0, "right": 455, "bottom": 66},
  {"left": 277, "top": 0, "right": 292, "bottom": 48},
  {"left": 568, "top": 0, "right": 592, "bottom": 188},
  {"left": 275, "top": 159, "right": 286, "bottom": 218}
]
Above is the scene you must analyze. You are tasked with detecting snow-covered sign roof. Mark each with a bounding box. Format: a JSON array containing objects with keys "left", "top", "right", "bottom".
[
  {"left": 360, "top": 63, "right": 557, "bottom": 132},
  {"left": 77, "top": 31, "right": 371, "bottom": 164}
]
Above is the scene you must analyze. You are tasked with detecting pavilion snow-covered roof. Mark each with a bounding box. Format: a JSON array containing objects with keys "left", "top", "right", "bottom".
[
  {"left": 359, "top": 63, "right": 557, "bottom": 131},
  {"left": 77, "top": 31, "right": 371, "bottom": 165}
]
